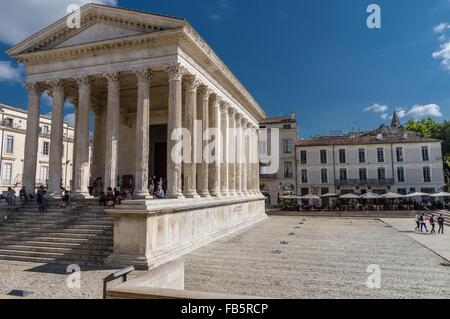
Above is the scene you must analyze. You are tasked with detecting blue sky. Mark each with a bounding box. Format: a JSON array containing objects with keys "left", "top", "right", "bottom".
[{"left": 0, "top": 0, "right": 448, "bottom": 139}]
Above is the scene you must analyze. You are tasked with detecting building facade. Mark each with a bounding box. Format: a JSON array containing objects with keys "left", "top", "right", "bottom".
[
  {"left": 259, "top": 112, "right": 298, "bottom": 205},
  {"left": 0, "top": 104, "right": 74, "bottom": 193},
  {"left": 296, "top": 112, "right": 445, "bottom": 196}
]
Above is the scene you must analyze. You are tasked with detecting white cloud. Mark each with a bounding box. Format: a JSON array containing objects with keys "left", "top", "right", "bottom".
[
  {"left": 64, "top": 113, "right": 75, "bottom": 125},
  {"left": 433, "top": 40, "right": 450, "bottom": 71},
  {"left": 208, "top": 14, "right": 221, "bottom": 20},
  {"left": 381, "top": 113, "right": 388, "bottom": 120},
  {"left": 364, "top": 103, "right": 388, "bottom": 113},
  {"left": 405, "top": 104, "right": 442, "bottom": 118},
  {"left": 397, "top": 108, "right": 407, "bottom": 118},
  {"left": 0, "top": 0, "right": 117, "bottom": 45},
  {"left": 434, "top": 22, "right": 449, "bottom": 33},
  {"left": 0, "top": 61, "right": 24, "bottom": 82}
]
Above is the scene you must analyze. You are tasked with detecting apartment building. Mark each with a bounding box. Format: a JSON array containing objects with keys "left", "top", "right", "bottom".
[
  {"left": 0, "top": 103, "right": 74, "bottom": 192},
  {"left": 259, "top": 112, "right": 299, "bottom": 205},
  {"left": 296, "top": 112, "right": 445, "bottom": 196}
]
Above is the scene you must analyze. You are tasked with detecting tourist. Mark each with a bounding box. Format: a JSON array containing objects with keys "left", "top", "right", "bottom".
[
  {"left": 19, "top": 187, "right": 27, "bottom": 203},
  {"left": 437, "top": 214, "right": 445, "bottom": 234},
  {"left": 39, "top": 191, "right": 48, "bottom": 212},
  {"left": 99, "top": 191, "right": 106, "bottom": 206},
  {"left": 149, "top": 179, "right": 155, "bottom": 196},
  {"left": 429, "top": 214, "right": 436, "bottom": 234},
  {"left": 420, "top": 213, "right": 428, "bottom": 233},
  {"left": 154, "top": 185, "right": 165, "bottom": 199},
  {"left": 415, "top": 213, "right": 420, "bottom": 231},
  {"left": 88, "top": 177, "right": 94, "bottom": 196},
  {"left": 61, "top": 190, "right": 70, "bottom": 209},
  {"left": 113, "top": 188, "right": 120, "bottom": 204},
  {"left": 105, "top": 187, "right": 114, "bottom": 206},
  {"left": 7, "top": 187, "right": 16, "bottom": 206}
]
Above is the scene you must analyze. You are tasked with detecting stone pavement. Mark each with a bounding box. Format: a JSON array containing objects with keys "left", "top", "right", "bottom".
[
  {"left": 182, "top": 216, "right": 450, "bottom": 299},
  {"left": 381, "top": 218, "right": 450, "bottom": 262}
]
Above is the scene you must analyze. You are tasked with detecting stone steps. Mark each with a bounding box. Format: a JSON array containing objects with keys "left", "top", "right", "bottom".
[
  {"left": 0, "top": 203, "right": 114, "bottom": 267},
  {"left": 425, "top": 211, "right": 450, "bottom": 227}
]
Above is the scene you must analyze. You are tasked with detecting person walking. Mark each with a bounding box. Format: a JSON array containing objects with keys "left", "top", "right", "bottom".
[
  {"left": 39, "top": 190, "right": 48, "bottom": 212},
  {"left": 420, "top": 213, "right": 428, "bottom": 233},
  {"left": 438, "top": 214, "right": 445, "bottom": 234},
  {"left": 415, "top": 212, "right": 420, "bottom": 231},
  {"left": 429, "top": 214, "right": 436, "bottom": 234}
]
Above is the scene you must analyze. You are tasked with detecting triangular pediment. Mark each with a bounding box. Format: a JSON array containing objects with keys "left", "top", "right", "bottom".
[{"left": 7, "top": 3, "right": 187, "bottom": 56}]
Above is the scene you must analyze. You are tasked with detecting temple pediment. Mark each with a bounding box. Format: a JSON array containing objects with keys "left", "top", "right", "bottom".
[{"left": 6, "top": 3, "right": 186, "bottom": 56}]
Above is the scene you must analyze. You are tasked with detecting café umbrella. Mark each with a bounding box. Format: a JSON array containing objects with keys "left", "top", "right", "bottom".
[
  {"left": 301, "top": 194, "right": 320, "bottom": 200},
  {"left": 360, "top": 192, "right": 382, "bottom": 199},
  {"left": 406, "top": 192, "right": 429, "bottom": 197},
  {"left": 382, "top": 192, "right": 406, "bottom": 199},
  {"left": 430, "top": 191, "right": 450, "bottom": 197},
  {"left": 340, "top": 193, "right": 361, "bottom": 199},
  {"left": 320, "top": 193, "right": 339, "bottom": 197}
]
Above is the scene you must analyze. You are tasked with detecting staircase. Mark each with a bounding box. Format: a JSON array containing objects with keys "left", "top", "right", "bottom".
[
  {"left": 425, "top": 210, "right": 450, "bottom": 227},
  {"left": 0, "top": 200, "right": 113, "bottom": 267}
]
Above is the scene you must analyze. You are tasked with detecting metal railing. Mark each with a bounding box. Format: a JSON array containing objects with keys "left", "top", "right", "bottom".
[{"left": 103, "top": 266, "right": 135, "bottom": 299}]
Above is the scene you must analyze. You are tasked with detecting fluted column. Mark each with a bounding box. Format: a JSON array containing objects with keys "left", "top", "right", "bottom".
[
  {"left": 228, "top": 106, "right": 237, "bottom": 196},
  {"left": 103, "top": 72, "right": 120, "bottom": 190},
  {"left": 72, "top": 76, "right": 92, "bottom": 198},
  {"left": 255, "top": 127, "right": 261, "bottom": 196},
  {"left": 183, "top": 75, "right": 200, "bottom": 198},
  {"left": 235, "top": 113, "right": 243, "bottom": 196},
  {"left": 70, "top": 98, "right": 79, "bottom": 190},
  {"left": 197, "top": 86, "right": 211, "bottom": 197},
  {"left": 165, "top": 63, "right": 185, "bottom": 199},
  {"left": 220, "top": 101, "right": 229, "bottom": 197},
  {"left": 133, "top": 69, "right": 152, "bottom": 199},
  {"left": 91, "top": 105, "right": 105, "bottom": 180},
  {"left": 248, "top": 124, "right": 257, "bottom": 195},
  {"left": 23, "top": 82, "right": 43, "bottom": 193},
  {"left": 47, "top": 80, "right": 65, "bottom": 197},
  {"left": 242, "top": 120, "right": 249, "bottom": 196},
  {"left": 208, "top": 94, "right": 221, "bottom": 197}
]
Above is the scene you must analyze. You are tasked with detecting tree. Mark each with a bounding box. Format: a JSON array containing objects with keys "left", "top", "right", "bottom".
[{"left": 405, "top": 118, "right": 450, "bottom": 184}]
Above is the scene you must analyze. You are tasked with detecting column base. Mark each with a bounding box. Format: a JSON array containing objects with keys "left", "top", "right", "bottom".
[
  {"left": 199, "top": 191, "right": 211, "bottom": 198},
  {"left": 72, "top": 192, "right": 93, "bottom": 200},
  {"left": 184, "top": 191, "right": 201, "bottom": 199},
  {"left": 48, "top": 191, "right": 63, "bottom": 200},
  {"left": 133, "top": 191, "right": 152, "bottom": 200},
  {"left": 209, "top": 190, "right": 221, "bottom": 197},
  {"left": 168, "top": 193, "right": 185, "bottom": 200}
]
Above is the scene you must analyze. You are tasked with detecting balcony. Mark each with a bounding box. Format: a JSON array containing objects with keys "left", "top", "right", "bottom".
[
  {"left": 335, "top": 178, "right": 394, "bottom": 186},
  {"left": 260, "top": 174, "right": 278, "bottom": 180}
]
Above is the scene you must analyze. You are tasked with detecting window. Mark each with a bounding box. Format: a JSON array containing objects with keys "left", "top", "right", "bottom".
[
  {"left": 321, "top": 188, "right": 329, "bottom": 195},
  {"left": 3, "top": 163, "right": 12, "bottom": 185},
  {"left": 283, "top": 124, "right": 292, "bottom": 129},
  {"left": 320, "top": 150, "right": 327, "bottom": 164},
  {"left": 321, "top": 169, "right": 328, "bottom": 184},
  {"left": 339, "top": 149, "right": 346, "bottom": 164},
  {"left": 300, "top": 150, "right": 307, "bottom": 165},
  {"left": 42, "top": 125, "right": 49, "bottom": 134},
  {"left": 397, "top": 167, "right": 405, "bottom": 183},
  {"left": 423, "top": 166, "right": 431, "bottom": 183},
  {"left": 284, "top": 162, "right": 293, "bottom": 179},
  {"left": 377, "top": 148, "right": 384, "bottom": 163},
  {"left": 421, "top": 146, "right": 429, "bottom": 162},
  {"left": 377, "top": 167, "right": 386, "bottom": 180},
  {"left": 301, "top": 169, "right": 308, "bottom": 184},
  {"left": 41, "top": 166, "right": 49, "bottom": 185},
  {"left": 359, "top": 168, "right": 367, "bottom": 181},
  {"left": 398, "top": 188, "right": 407, "bottom": 195},
  {"left": 358, "top": 149, "right": 366, "bottom": 163},
  {"left": 339, "top": 168, "right": 347, "bottom": 181},
  {"left": 5, "top": 136, "right": 13, "bottom": 154},
  {"left": 283, "top": 140, "right": 292, "bottom": 154},
  {"left": 43, "top": 141, "right": 49, "bottom": 156},
  {"left": 396, "top": 147, "right": 404, "bottom": 162}
]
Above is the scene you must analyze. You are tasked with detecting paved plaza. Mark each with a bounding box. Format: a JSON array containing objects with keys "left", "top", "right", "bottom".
[
  {"left": 182, "top": 216, "right": 450, "bottom": 299},
  {"left": 1, "top": 215, "right": 449, "bottom": 299}
]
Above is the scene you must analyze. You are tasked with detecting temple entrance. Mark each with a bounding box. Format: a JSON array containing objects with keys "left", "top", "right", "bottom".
[{"left": 149, "top": 125, "right": 168, "bottom": 180}]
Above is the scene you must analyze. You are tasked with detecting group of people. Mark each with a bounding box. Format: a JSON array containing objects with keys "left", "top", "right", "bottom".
[
  {"left": 415, "top": 213, "right": 445, "bottom": 234},
  {"left": 148, "top": 176, "right": 167, "bottom": 198},
  {"left": 98, "top": 187, "right": 132, "bottom": 206}
]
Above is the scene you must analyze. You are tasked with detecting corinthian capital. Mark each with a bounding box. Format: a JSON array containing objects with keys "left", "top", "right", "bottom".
[
  {"left": 198, "top": 86, "right": 213, "bottom": 101},
  {"left": 183, "top": 75, "right": 201, "bottom": 91},
  {"left": 133, "top": 68, "right": 152, "bottom": 85},
  {"left": 23, "top": 82, "right": 43, "bottom": 96},
  {"left": 165, "top": 63, "right": 185, "bottom": 81},
  {"left": 47, "top": 79, "right": 64, "bottom": 94},
  {"left": 75, "top": 76, "right": 92, "bottom": 89},
  {"left": 103, "top": 72, "right": 120, "bottom": 87}
]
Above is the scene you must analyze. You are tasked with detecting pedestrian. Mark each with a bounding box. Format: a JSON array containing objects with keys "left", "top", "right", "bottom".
[
  {"left": 415, "top": 212, "right": 420, "bottom": 231},
  {"left": 430, "top": 214, "right": 436, "bottom": 234},
  {"left": 154, "top": 185, "right": 165, "bottom": 199},
  {"left": 420, "top": 213, "right": 428, "bottom": 233},
  {"left": 39, "top": 190, "right": 48, "bottom": 212},
  {"left": 438, "top": 214, "right": 445, "bottom": 234},
  {"left": 19, "top": 186, "right": 27, "bottom": 203},
  {"left": 99, "top": 191, "right": 106, "bottom": 206},
  {"left": 7, "top": 187, "right": 16, "bottom": 206},
  {"left": 61, "top": 190, "right": 70, "bottom": 209}
]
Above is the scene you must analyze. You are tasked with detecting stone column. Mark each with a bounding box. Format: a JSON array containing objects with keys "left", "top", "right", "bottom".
[
  {"left": 228, "top": 106, "right": 237, "bottom": 196},
  {"left": 220, "top": 101, "right": 229, "bottom": 197},
  {"left": 91, "top": 105, "right": 105, "bottom": 180},
  {"left": 70, "top": 98, "right": 79, "bottom": 191},
  {"left": 235, "top": 113, "right": 243, "bottom": 196},
  {"left": 22, "top": 82, "right": 43, "bottom": 193},
  {"left": 165, "top": 63, "right": 185, "bottom": 199},
  {"left": 255, "top": 127, "right": 261, "bottom": 196},
  {"left": 183, "top": 75, "right": 200, "bottom": 198},
  {"left": 241, "top": 120, "right": 248, "bottom": 196},
  {"left": 248, "top": 124, "right": 256, "bottom": 195},
  {"left": 197, "top": 86, "right": 211, "bottom": 197},
  {"left": 133, "top": 69, "right": 152, "bottom": 199},
  {"left": 47, "top": 80, "right": 65, "bottom": 197},
  {"left": 103, "top": 72, "right": 120, "bottom": 190},
  {"left": 72, "top": 76, "right": 92, "bottom": 198},
  {"left": 208, "top": 94, "right": 221, "bottom": 197}
]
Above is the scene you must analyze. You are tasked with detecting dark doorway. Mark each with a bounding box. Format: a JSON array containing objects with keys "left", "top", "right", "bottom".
[{"left": 154, "top": 142, "right": 167, "bottom": 179}]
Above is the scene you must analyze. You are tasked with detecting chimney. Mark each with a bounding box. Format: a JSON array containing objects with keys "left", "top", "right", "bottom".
[
  {"left": 376, "top": 134, "right": 383, "bottom": 140},
  {"left": 290, "top": 112, "right": 295, "bottom": 120}
]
